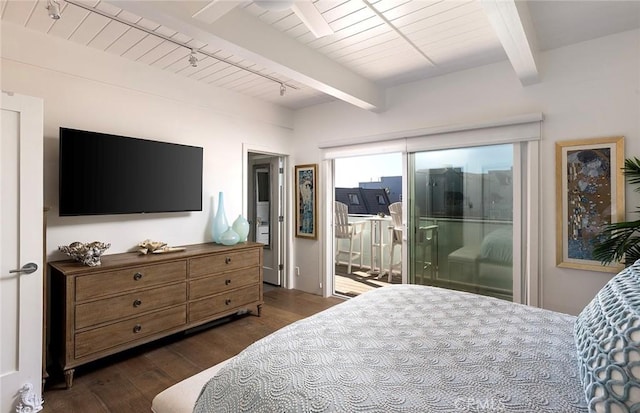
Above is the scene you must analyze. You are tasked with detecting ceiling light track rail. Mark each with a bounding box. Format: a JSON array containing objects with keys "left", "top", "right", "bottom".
[{"left": 59, "top": 0, "right": 298, "bottom": 93}]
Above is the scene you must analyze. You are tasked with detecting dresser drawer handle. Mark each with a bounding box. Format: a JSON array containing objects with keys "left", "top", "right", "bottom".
[
  {"left": 225, "top": 257, "right": 232, "bottom": 264},
  {"left": 225, "top": 299, "right": 231, "bottom": 306},
  {"left": 225, "top": 279, "right": 231, "bottom": 285},
  {"left": 133, "top": 324, "right": 142, "bottom": 333},
  {"left": 133, "top": 272, "right": 143, "bottom": 281},
  {"left": 133, "top": 299, "right": 142, "bottom": 308}
]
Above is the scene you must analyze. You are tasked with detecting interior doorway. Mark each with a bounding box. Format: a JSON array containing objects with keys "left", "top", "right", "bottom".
[{"left": 247, "top": 152, "right": 284, "bottom": 286}]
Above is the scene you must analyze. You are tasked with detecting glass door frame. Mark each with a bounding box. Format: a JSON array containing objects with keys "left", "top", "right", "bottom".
[{"left": 320, "top": 116, "right": 541, "bottom": 305}]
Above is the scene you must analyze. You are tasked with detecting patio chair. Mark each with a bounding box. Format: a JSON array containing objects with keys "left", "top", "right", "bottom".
[
  {"left": 387, "top": 202, "right": 403, "bottom": 281},
  {"left": 334, "top": 201, "right": 365, "bottom": 274}
]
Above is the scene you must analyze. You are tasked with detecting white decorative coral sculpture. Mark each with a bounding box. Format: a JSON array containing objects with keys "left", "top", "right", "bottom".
[{"left": 15, "top": 383, "right": 43, "bottom": 413}]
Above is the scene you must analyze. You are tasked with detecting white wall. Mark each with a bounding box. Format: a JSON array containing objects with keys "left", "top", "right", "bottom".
[
  {"left": 292, "top": 29, "right": 640, "bottom": 315},
  {"left": 1, "top": 22, "right": 294, "bottom": 261}
]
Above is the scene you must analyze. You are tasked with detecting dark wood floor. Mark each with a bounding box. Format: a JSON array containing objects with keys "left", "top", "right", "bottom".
[{"left": 42, "top": 288, "right": 344, "bottom": 412}]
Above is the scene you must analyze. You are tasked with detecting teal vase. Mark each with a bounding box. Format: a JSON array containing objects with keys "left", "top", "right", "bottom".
[
  {"left": 212, "top": 192, "right": 229, "bottom": 243},
  {"left": 220, "top": 227, "right": 240, "bottom": 245},
  {"left": 232, "top": 215, "right": 250, "bottom": 242}
]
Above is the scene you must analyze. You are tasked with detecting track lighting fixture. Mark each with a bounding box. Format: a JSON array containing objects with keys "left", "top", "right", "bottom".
[
  {"left": 188, "top": 49, "right": 198, "bottom": 68},
  {"left": 47, "top": 0, "right": 61, "bottom": 20},
  {"left": 48, "top": 0, "right": 298, "bottom": 97}
]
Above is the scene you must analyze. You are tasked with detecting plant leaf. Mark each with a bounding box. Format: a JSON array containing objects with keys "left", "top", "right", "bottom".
[
  {"left": 624, "top": 157, "right": 640, "bottom": 190},
  {"left": 593, "top": 220, "right": 640, "bottom": 265}
]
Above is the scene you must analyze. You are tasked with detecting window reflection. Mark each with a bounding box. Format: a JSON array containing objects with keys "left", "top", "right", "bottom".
[{"left": 411, "top": 144, "right": 514, "bottom": 301}]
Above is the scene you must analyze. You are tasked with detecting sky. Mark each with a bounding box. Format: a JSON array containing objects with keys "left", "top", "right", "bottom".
[{"left": 335, "top": 153, "right": 402, "bottom": 188}]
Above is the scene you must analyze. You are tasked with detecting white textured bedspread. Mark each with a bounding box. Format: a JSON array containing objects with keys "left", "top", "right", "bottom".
[{"left": 194, "top": 285, "right": 587, "bottom": 412}]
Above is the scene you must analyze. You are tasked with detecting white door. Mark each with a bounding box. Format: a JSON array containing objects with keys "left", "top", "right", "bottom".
[
  {"left": 258, "top": 157, "right": 283, "bottom": 285},
  {"left": 248, "top": 154, "right": 284, "bottom": 285},
  {"left": 271, "top": 157, "right": 284, "bottom": 285},
  {"left": 1, "top": 92, "right": 44, "bottom": 412}
]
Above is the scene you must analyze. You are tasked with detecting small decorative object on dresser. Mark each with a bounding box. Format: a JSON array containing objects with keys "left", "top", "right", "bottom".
[
  {"left": 232, "top": 215, "right": 250, "bottom": 242},
  {"left": 58, "top": 241, "right": 110, "bottom": 266},
  {"left": 138, "top": 239, "right": 167, "bottom": 254},
  {"left": 220, "top": 228, "right": 240, "bottom": 246},
  {"left": 212, "top": 191, "right": 229, "bottom": 243},
  {"left": 49, "top": 242, "right": 263, "bottom": 389},
  {"left": 138, "top": 239, "right": 186, "bottom": 254}
]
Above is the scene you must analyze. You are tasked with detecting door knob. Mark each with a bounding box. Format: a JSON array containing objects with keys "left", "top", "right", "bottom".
[{"left": 9, "top": 262, "right": 38, "bottom": 274}]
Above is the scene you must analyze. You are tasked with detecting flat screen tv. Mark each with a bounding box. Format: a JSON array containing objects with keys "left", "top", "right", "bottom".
[{"left": 59, "top": 127, "right": 203, "bottom": 216}]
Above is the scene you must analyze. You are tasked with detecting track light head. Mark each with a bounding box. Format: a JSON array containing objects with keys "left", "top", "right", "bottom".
[
  {"left": 280, "top": 84, "right": 286, "bottom": 97},
  {"left": 188, "top": 49, "right": 198, "bottom": 67},
  {"left": 47, "top": 0, "right": 61, "bottom": 19}
]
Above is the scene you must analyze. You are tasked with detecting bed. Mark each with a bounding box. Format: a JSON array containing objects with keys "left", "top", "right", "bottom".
[{"left": 153, "top": 262, "right": 640, "bottom": 413}]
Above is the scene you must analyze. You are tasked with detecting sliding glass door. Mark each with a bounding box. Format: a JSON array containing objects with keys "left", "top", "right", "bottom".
[{"left": 408, "top": 144, "right": 516, "bottom": 301}]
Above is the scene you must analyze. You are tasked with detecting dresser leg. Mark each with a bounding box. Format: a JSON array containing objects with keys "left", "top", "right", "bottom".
[
  {"left": 257, "top": 304, "right": 262, "bottom": 317},
  {"left": 64, "top": 369, "right": 75, "bottom": 389}
]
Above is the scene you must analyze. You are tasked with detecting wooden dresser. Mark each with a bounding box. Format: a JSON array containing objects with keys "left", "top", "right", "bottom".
[{"left": 49, "top": 242, "right": 263, "bottom": 388}]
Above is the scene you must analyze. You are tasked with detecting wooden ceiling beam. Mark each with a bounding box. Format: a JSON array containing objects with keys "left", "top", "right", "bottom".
[
  {"left": 115, "top": 1, "right": 386, "bottom": 112},
  {"left": 481, "top": 0, "right": 540, "bottom": 86}
]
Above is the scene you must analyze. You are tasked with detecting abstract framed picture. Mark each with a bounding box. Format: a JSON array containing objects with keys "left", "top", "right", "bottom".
[
  {"left": 295, "top": 164, "right": 318, "bottom": 239},
  {"left": 555, "top": 136, "right": 625, "bottom": 272}
]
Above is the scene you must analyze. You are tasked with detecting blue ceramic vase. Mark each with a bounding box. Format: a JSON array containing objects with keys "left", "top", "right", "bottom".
[
  {"left": 232, "top": 215, "right": 250, "bottom": 242},
  {"left": 220, "top": 227, "right": 240, "bottom": 245},
  {"left": 212, "top": 192, "right": 229, "bottom": 243}
]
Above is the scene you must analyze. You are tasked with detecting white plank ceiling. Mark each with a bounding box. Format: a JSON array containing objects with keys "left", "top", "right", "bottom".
[{"left": 2, "top": 0, "right": 639, "bottom": 111}]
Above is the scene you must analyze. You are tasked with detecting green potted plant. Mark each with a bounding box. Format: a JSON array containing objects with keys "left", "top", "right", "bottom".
[{"left": 593, "top": 157, "right": 640, "bottom": 266}]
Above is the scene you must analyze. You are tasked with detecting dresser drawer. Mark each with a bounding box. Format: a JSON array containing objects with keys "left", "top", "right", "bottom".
[
  {"left": 75, "top": 305, "right": 186, "bottom": 359},
  {"left": 189, "top": 285, "right": 259, "bottom": 322},
  {"left": 75, "top": 282, "right": 186, "bottom": 330},
  {"left": 76, "top": 261, "right": 186, "bottom": 301},
  {"left": 189, "top": 267, "right": 259, "bottom": 300},
  {"left": 189, "top": 249, "right": 260, "bottom": 278}
]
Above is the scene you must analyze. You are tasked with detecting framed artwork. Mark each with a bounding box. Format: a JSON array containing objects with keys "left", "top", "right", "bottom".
[
  {"left": 295, "top": 164, "right": 318, "bottom": 239},
  {"left": 555, "top": 136, "right": 625, "bottom": 272}
]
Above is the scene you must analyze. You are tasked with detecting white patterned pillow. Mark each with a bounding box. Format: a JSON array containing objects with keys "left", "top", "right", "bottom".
[{"left": 574, "top": 261, "right": 640, "bottom": 413}]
